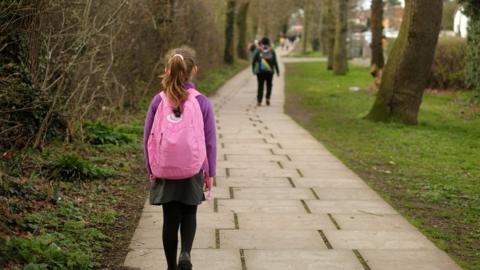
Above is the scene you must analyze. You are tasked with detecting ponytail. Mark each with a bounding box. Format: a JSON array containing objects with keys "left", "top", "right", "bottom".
[{"left": 161, "top": 47, "right": 197, "bottom": 108}]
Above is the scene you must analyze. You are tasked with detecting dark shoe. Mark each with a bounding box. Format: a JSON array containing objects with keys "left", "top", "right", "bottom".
[
  {"left": 257, "top": 102, "right": 261, "bottom": 107},
  {"left": 178, "top": 252, "right": 192, "bottom": 270},
  {"left": 266, "top": 100, "right": 270, "bottom": 106}
]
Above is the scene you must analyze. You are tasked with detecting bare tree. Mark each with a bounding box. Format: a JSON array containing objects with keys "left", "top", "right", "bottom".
[
  {"left": 236, "top": 0, "right": 250, "bottom": 59},
  {"left": 326, "top": 0, "right": 335, "bottom": 70},
  {"left": 333, "top": 0, "right": 348, "bottom": 75},
  {"left": 366, "top": 0, "right": 443, "bottom": 124},
  {"left": 224, "top": 0, "right": 236, "bottom": 64},
  {"left": 370, "top": 0, "right": 385, "bottom": 71}
]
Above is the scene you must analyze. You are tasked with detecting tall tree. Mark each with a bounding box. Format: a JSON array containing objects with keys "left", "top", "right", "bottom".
[
  {"left": 326, "top": 0, "right": 335, "bottom": 70},
  {"left": 236, "top": 0, "right": 250, "bottom": 59},
  {"left": 370, "top": 0, "right": 384, "bottom": 70},
  {"left": 333, "top": 0, "right": 348, "bottom": 75},
  {"left": 302, "top": 0, "right": 311, "bottom": 54},
  {"left": 366, "top": 0, "right": 443, "bottom": 124},
  {"left": 224, "top": 0, "right": 236, "bottom": 64},
  {"left": 320, "top": 0, "right": 329, "bottom": 56},
  {"left": 458, "top": 0, "right": 480, "bottom": 91}
]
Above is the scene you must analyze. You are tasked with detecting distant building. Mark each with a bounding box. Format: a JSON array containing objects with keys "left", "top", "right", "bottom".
[
  {"left": 454, "top": 6, "right": 469, "bottom": 38},
  {"left": 383, "top": 3, "right": 404, "bottom": 36}
]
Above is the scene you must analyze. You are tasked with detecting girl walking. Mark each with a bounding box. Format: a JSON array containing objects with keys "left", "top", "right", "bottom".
[
  {"left": 143, "top": 46, "right": 217, "bottom": 270},
  {"left": 251, "top": 37, "right": 280, "bottom": 106}
]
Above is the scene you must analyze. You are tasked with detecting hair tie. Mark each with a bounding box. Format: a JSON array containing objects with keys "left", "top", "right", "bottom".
[{"left": 172, "top": 54, "right": 184, "bottom": 61}]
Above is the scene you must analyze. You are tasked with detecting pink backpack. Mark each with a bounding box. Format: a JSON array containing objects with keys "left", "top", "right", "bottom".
[{"left": 147, "top": 89, "right": 207, "bottom": 180}]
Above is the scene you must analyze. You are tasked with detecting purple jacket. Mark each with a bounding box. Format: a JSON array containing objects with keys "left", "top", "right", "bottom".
[{"left": 143, "top": 82, "right": 217, "bottom": 177}]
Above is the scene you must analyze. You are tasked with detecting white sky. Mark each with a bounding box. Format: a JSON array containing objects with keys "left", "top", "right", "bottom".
[{"left": 361, "top": 0, "right": 405, "bottom": 9}]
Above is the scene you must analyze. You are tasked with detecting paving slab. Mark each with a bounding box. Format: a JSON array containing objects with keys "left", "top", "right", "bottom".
[
  {"left": 292, "top": 178, "right": 368, "bottom": 188},
  {"left": 215, "top": 177, "right": 292, "bottom": 188},
  {"left": 220, "top": 230, "right": 326, "bottom": 249},
  {"left": 323, "top": 230, "right": 438, "bottom": 250},
  {"left": 124, "top": 249, "right": 242, "bottom": 270},
  {"left": 228, "top": 168, "right": 300, "bottom": 177},
  {"left": 232, "top": 187, "right": 316, "bottom": 200},
  {"left": 360, "top": 250, "right": 463, "bottom": 270},
  {"left": 217, "top": 160, "right": 280, "bottom": 169},
  {"left": 237, "top": 213, "right": 336, "bottom": 230},
  {"left": 312, "top": 187, "right": 384, "bottom": 201},
  {"left": 226, "top": 154, "right": 290, "bottom": 162},
  {"left": 331, "top": 214, "right": 417, "bottom": 231},
  {"left": 210, "top": 186, "right": 231, "bottom": 199},
  {"left": 244, "top": 250, "right": 364, "bottom": 270},
  {"left": 218, "top": 199, "right": 306, "bottom": 213},
  {"left": 305, "top": 200, "right": 397, "bottom": 214}
]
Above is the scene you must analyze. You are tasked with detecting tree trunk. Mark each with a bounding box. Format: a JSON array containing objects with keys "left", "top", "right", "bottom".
[
  {"left": 460, "top": 0, "right": 480, "bottom": 91},
  {"left": 370, "top": 0, "right": 384, "bottom": 69},
  {"left": 320, "top": 0, "right": 329, "bottom": 56},
  {"left": 302, "top": 0, "right": 310, "bottom": 54},
  {"left": 236, "top": 1, "right": 250, "bottom": 60},
  {"left": 326, "top": 0, "right": 335, "bottom": 70},
  {"left": 224, "top": 0, "right": 236, "bottom": 64},
  {"left": 333, "top": 0, "right": 348, "bottom": 75},
  {"left": 366, "top": 0, "right": 443, "bottom": 124}
]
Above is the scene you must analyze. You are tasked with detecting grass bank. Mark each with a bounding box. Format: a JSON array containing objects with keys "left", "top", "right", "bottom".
[
  {"left": 0, "top": 60, "right": 248, "bottom": 269},
  {"left": 285, "top": 61, "right": 480, "bottom": 270}
]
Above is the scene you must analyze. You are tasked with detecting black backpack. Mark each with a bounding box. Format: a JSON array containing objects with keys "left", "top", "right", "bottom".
[{"left": 259, "top": 46, "right": 274, "bottom": 73}]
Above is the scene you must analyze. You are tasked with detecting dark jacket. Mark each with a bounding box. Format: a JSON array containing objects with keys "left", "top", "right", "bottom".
[{"left": 252, "top": 46, "right": 280, "bottom": 75}]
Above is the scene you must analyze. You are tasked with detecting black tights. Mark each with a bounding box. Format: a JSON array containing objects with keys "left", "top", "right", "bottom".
[
  {"left": 162, "top": 202, "right": 198, "bottom": 269},
  {"left": 257, "top": 72, "right": 273, "bottom": 104}
]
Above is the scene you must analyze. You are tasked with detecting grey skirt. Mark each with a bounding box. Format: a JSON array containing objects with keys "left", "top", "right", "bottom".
[{"left": 149, "top": 170, "right": 205, "bottom": 206}]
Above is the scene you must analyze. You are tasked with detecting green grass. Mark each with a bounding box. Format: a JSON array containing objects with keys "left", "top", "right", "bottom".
[
  {"left": 195, "top": 59, "right": 249, "bottom": 96},
  {"left": 285, "top": 61, "right": 480, "bottom": 270}
]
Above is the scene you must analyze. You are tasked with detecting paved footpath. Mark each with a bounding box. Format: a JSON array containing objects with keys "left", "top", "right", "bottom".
[{"left": 124, "top": 57, "right": 462, "bottom": 270}]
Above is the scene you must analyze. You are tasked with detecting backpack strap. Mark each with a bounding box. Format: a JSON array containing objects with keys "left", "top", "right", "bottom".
[{"left": 187, "top": 88, "right": 202, "bottom": 98}]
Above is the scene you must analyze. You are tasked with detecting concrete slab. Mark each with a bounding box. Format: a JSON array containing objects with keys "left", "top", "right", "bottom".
[
  {"left": 312, "top": 187, "right": 384, "bottom": 201},
  {"left": 228, "top": 168, "right": 300, "bottom": 178},
  {"left": 226, "top": 154, "right": 290, "bottom": 162},
  {"left": 292, "top": 178, "right": 368, "bottom": 188},
  {"left": 244, "top": 250, "right": 364, "bottom": 270},
  {"left": 220, "top": 230, "right": 326, "bottom": 249},
  {"left": 233, "top": 187, "right": 316, "bottom": 200},
  {"left": 237, "top": 213, "right": 336, "bottom": 230},
  {"left": 305, "top": 200, "right": 397, "bottom": 214},
  {"left": 215, "top": 177, "right": 292, "bottom": 188},
  {"left": 217, "top": 160, "right": 280, "bottom": 169},
  {"left": 218, "top": 199, "right": 306, "bottom": 213},
  {"left": 324, "top": 230, "right": 438, "bottom": 250},
  {"left": 360, "top": 250, "right": 462, "bottom": 270},
  {"left": 124, "top": 249, "right": 242, "bottom": 270},
  {"left": 332, "top": 214, "right": 417, "bottom": 231}
]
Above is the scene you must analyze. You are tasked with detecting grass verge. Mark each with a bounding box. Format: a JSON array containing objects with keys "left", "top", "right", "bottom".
[{"left": 285, "top": 61, "right": 480, "bottom": 270}]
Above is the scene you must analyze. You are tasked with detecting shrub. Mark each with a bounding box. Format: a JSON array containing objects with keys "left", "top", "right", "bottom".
[
  {"left": 4, "top": 202, "right": 113, "bottom": 269},
  {"left": 429, "top": 37, "right": 468, "bottom": 90},
  {"left": 49, "top": 154, "right": 117, "bottom": 182},
  {"left": 83, "top": 122, "right": 133, "bottom": 146}
]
